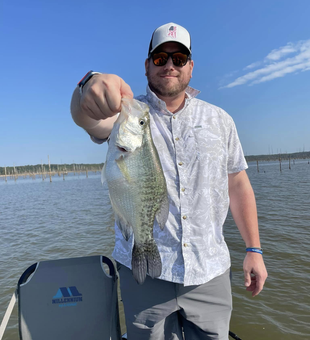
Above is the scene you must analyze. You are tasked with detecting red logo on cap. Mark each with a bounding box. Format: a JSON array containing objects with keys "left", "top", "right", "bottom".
[{"left": 168, "top": 26, "right": 177, "bottom": 38}]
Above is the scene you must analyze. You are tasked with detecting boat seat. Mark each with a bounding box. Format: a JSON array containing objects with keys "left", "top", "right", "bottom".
[{"left": 17, "top": 255, "right": 121, "bottom": 340}]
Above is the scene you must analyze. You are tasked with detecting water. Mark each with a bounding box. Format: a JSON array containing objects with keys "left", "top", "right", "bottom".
[
  {"left": 226, "top": 160, "right": 310, "bottom": 340},
  {"left": 0, "top": 161, "right": 309, "bottom": 340}
]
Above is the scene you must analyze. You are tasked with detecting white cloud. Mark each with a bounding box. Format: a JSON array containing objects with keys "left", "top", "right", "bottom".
[
  {"left": 221, "top": 39, "right": 310, "bottom": 89},
  {"left": 265, "top": 42, "right": 298, "bottom": 61},
  {"left": 243, "top": 61, "right": 262, "bottom": 70}
]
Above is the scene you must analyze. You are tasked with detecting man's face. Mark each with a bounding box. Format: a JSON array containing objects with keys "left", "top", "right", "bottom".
[{"left": 145, "top": 42, "right": 194, "bottom": 98}]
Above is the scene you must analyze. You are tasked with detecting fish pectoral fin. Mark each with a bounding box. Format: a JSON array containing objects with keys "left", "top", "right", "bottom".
[
  {"left": 155, "top": 195, "right": 169, "bottom": 230},
  {"left": 115, "top": 214, "right": 132, "bottom": 241},
  {"left": 115, "top": 156, "right": 132, "bottom": 183},
  {"left": 101, "top": 162, "right": 107, "bottom": 184}
]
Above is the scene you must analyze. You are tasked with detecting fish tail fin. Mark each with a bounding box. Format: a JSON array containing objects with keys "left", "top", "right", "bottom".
[
  {"left": 131, "top": 240, "right": 162, "bottom": 284},
  {"left": 145, "top": 240, "right": 162, "bottom": 279},
  {"left": 132, "top": 244, "right": 147, "bottom": 285}
]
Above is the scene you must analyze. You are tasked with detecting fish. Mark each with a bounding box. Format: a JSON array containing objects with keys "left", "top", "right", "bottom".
[{"left": 102, "top": 98, "right": 169, "bottom": 284}]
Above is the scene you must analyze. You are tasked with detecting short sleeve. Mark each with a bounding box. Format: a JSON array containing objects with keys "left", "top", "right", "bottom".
[{"left": 227, "top": 118, "right": 248, "bottom": 174}]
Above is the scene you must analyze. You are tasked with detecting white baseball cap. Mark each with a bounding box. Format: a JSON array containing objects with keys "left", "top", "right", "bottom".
[{"left": 148, "top": 23, "right": 191, "bottom": 57}]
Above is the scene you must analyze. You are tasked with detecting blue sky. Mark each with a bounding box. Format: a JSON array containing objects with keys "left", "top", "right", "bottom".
[{"left": 1, "top": 0, "right": 309, "bottom": 167}]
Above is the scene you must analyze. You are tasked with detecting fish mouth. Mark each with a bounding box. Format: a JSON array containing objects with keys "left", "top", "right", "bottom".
[
  {"left": 115, "top": 138, "right": 130, "bottom": 152},
  {"left": 117, "top": 146, "right": 128, "bottom": 152}
]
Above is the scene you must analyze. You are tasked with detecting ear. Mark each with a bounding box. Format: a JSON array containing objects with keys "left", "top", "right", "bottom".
[
  {"left": 145, "top": 58, "right": 149, "bottom": 76},
  {"left": 190, "top": 59, "right": 194, "bottom": 78}
]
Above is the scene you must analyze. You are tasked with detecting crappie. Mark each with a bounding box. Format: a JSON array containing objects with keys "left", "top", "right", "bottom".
[{"left": 102, "top": 98, "right": 169, "bottom": 284}]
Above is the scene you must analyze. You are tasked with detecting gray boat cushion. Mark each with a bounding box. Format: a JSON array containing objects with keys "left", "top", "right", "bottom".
[{"left": 18, "top": 255, "right": 121, "bottom": 340}]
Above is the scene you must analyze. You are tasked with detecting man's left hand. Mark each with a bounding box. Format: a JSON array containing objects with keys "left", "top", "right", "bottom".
[{"left": 243, "top": 252, "right": 268, "bottom": 297}]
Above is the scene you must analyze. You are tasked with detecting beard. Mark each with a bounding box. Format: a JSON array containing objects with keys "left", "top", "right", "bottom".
[{"left": 146, "top": 69, "right": 191, "bottom": 98}]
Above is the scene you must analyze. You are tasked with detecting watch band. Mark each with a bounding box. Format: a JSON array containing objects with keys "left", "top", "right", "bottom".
[{"left": 78, "top": 71, "right": 101, "bottom": 94}]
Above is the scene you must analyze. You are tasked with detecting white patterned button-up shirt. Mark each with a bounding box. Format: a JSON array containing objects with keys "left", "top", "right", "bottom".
[{"left": 96, "top": 86, "right": 248, "bottom": 286}]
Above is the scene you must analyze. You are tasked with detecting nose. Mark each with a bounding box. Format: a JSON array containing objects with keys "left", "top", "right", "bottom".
[{"left": 163, "top": 56, "right": 175, "bottom": 70}]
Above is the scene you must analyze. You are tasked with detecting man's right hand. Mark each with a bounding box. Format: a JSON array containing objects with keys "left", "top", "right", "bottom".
[
  {"left": 70, "top": 74, "right": 133, "bottom": 139},
  {"left": 80, "top": 73, "right": 134, "bottom": 120}
]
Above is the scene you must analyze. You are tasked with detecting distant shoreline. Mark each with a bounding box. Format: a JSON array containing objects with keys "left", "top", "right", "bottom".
[
  {"left": 245, "top": 151, "right": 310, "bottom": 162},
  {"left": 0, "top": 164, "right": 103, "bottom": 178},
  {"left": 1, "top": 151, "right": 310, "bottom": 176}
]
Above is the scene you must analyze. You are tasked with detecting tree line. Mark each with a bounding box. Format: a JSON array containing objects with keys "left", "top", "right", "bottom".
[
  {"left": 0, "top": 163, "right": 104, "bottom": 176},
  {"left": 1, "top": 150, "right": 310, "bottom": 176},
  {"left": 245, "top": 151, "right": 310, "bottom": 162}
]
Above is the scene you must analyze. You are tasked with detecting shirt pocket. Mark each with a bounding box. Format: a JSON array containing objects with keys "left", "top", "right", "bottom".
[
  {"left": 183, "top": 127, "right": 201, "bottom": 160},
  {"left": 191, "top": 126, "right": 226, "bottom": 161}
]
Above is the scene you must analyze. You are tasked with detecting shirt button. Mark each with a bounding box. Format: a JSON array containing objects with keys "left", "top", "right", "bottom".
[
  {"left": 178, "top": 162, "right": 183, "bottom": 166},
  {"left": 183, "top": 243, "right": 188, "bottom": 247},
  {"left": 172, "top": 116, "right": 176, "bottom": 119},
  {"left": 181, "top": 187, "right": 185, "bottom": 192},
  {"left": 175, "top": 137, "right": 179, "bottom": 141},
  {"left": 182, "top": 215, "right": 187, "bottom": 220}
]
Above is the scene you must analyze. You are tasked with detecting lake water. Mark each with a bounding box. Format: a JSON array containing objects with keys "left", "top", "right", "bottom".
[{"left": 0, "top": 160, "right": 309, "bottom": 340}]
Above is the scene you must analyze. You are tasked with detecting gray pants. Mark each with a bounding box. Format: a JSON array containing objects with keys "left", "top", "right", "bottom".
[{"left": 117, "top": 263, "right": 232, "bottom": 340}]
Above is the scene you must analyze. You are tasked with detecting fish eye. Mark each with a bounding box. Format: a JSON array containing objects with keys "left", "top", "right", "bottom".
[{"left": 139, "top": 119, "right": 145, "bottom": 126}]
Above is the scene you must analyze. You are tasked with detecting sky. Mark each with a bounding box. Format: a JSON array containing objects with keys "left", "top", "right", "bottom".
[{"left": 1, "top": 0, "right": 309, "bottom": 167}]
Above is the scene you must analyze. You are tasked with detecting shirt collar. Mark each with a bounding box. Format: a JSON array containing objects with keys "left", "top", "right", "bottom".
[{"left": 145, "top": 85, "right": 200, "bottom": 113}]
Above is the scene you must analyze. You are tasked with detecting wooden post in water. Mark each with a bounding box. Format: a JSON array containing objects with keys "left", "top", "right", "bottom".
[
  {"left": 279, "top": 157, "right": 282, "bottom": 173},
  {"left": 13, "top": 164, "right": 17, "bottom": 182},
  {"left": 48, "top": 155, "right": 52, "bottom": 182},
  {"left": 256, "top": 160, "right": 259, "bottom": 173},
  {"left": 86, "top": 168, "right": 88, "bottom": 178},
  {"left": 4, "top": 166, "right": 7, "bottom": 182},
  {"left": 41, "top": 159, "right": 44, "bottom": 181},
  {"left": 289, "top": 155, "right": 291, "bottom": 170},
  {"left": 63, "top": 166, "right": 66, "bottom": 180}
]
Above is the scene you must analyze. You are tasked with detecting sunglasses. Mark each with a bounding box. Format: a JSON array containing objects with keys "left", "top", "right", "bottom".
[{"left": 151, "top": 51, "right": 190, "bottom": 67}]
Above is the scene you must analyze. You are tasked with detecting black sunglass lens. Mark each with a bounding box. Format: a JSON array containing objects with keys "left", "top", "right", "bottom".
[
  {"left": 153, "top": 53, "right": 168, "bottom": 66},
  {"left": 172, "top": 53, "right": 187, "bottom": 66}
]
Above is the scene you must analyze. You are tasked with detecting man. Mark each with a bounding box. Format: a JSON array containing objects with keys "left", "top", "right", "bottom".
[{"left": 71, "top": 23, "right": 268, "bottom": 340}]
